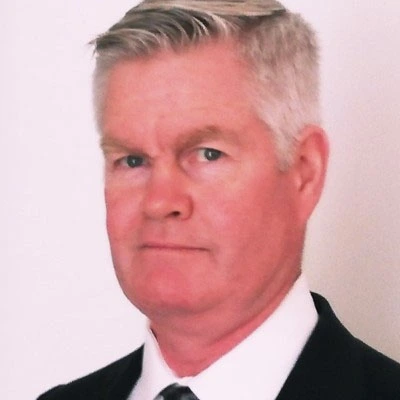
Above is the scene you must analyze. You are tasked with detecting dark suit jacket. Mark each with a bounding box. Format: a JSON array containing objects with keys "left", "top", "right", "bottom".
[{"left": 38, "top": 294, "right": 400, "bottom": 399}]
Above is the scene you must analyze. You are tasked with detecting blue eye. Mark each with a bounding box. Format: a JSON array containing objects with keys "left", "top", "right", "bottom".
[
  {"left": 201, "top": 148, "right": 222, "bottom": 161},
  {"left": 124, "top": 155, "right": 145, "bottom": 168}
]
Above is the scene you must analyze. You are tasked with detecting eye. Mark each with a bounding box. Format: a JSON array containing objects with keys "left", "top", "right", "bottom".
[
  {"left": 123, "top": 155, "right": 145, "bottom": 168},
  {"left": 199, "top": 148, "right": 223, "bottom": 162}
]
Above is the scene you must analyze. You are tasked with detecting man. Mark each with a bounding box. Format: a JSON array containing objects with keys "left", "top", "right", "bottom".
[{"left": 38, "top": 1, "right": 400, "bottom": 399}]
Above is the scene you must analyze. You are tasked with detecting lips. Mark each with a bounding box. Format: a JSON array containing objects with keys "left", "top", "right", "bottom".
[{"left": 139, "top": 242, "right": 208, "bottom": 252}]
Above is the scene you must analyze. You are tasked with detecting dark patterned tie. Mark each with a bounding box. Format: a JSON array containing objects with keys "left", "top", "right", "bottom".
[{"left": 155, "top": 383, "right": 199, "bottom": 400}]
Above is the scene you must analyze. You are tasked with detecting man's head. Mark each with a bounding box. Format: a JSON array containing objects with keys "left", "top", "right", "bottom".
[
  {"left": 92, "top": 0, "right": 328, "bottom": 334},
  {"left": 93, "top": 0, "right": 320, "bottom": 169}
]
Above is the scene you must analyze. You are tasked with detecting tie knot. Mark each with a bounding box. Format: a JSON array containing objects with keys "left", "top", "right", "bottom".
[{"left": 156, "top": 383, "right": 199, "bottom": 400}]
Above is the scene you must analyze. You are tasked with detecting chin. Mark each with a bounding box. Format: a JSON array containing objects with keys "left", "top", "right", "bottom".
[{"left": 124, "top": 280, "right": 215, "bottom": 319}]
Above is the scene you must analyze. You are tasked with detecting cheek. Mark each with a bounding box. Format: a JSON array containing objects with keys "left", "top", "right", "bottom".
[
  {"left": 104, "top": 185, "right": 141, "bottom": 241},
  {"left": 204, "top": 177, "right": 294, "bottom": 266}
]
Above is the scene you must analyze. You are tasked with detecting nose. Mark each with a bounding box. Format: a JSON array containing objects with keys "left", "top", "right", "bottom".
[{"left": 142, "top": 163, "right": 193, "bottom": 220}]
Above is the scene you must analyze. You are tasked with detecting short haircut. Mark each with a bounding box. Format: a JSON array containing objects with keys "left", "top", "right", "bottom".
[{"left": 91, "top": 0, "right": 320, "bottom": 168}]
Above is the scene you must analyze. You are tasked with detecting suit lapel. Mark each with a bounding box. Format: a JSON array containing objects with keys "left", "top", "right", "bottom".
[
  {"left": 104, "top": 346, "right": 144, "bottom": 400},
  {"left": 276, "top": 294, "right": 367, "bottom": 400}
]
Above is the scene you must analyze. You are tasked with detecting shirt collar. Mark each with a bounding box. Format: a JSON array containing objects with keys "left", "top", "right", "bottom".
[{"left": 130, "top": 275, "right": 318, "bottom": 400}]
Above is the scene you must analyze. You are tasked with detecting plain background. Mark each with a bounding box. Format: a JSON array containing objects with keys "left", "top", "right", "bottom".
[{"left": 2, "top": 1, "right": 399, "bottom": 399}]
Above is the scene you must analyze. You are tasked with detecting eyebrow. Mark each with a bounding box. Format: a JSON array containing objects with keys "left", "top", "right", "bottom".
[
  {"left": 100, "top": 137, "right": 135, "bottom": 155},
  {"left": 174, "top": 125, "right": 241, "bottom": 150},
  {"left": 100, "top": 125, "right": 241, "bottom": 155}
]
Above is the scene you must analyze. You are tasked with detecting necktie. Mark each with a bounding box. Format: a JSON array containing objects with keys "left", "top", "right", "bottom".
[{"left": 155, "top": 383, "right": 199, "bottom": 400}]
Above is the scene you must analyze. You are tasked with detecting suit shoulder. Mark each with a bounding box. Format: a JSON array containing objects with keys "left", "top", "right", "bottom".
[
  {"left": 37, "top": 347, "right": 143, "bottom": 400},
  {"left": 305, "top": 293, "right": 400, "bottom": 399},
  {"left": 356, "top": 340, "right": 400, "bottom": 398}
]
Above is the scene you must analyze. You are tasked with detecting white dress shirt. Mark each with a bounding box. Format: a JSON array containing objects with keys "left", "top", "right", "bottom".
[{"left": 129, "top": 275, "right": 318, "bottom": 400}]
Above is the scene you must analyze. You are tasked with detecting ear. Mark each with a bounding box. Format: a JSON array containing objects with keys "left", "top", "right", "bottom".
[{"left": 290, "top": 125, "right": 329, "bottom": 223}]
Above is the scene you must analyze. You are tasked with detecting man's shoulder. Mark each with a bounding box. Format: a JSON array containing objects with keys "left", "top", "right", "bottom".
[
  {"left": 355, "top": 338, "right": 400, "bottom": 398},
  {"left": 277, "top": 293, "right": 399, "bottom": 400},
  {"left": 37, "top": 346, "right": 143, "bottom": 400},
  {"left": 298, "top": 293, "right": 400, "bottom": 398}
]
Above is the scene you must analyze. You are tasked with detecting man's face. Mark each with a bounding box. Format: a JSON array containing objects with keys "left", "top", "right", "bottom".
[{"left": 101, "top": 40, "right": 306, "bottom": 325}]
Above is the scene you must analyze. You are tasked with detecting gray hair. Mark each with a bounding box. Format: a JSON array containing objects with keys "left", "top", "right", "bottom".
[{"left": 91, "top": 0, "right": 320, "bottom": 168}]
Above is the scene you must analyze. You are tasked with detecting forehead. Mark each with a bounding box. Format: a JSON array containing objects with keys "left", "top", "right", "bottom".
[{"left": 101, "top": 40, "right": 258, "bottom": 135}]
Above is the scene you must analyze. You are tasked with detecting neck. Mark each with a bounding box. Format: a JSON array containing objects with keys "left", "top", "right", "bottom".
[{"left": 150, "top": 273, "right": 299, "bottom": 377}]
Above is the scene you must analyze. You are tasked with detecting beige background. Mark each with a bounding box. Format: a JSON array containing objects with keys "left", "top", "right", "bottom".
[{"left": 1, "top": 1, "right": 399, "bottom": 399}]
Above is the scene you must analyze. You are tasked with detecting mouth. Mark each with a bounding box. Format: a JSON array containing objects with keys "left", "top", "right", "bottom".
[{"left": 139, "top": 242, "right": 208, "bottom": 252}]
